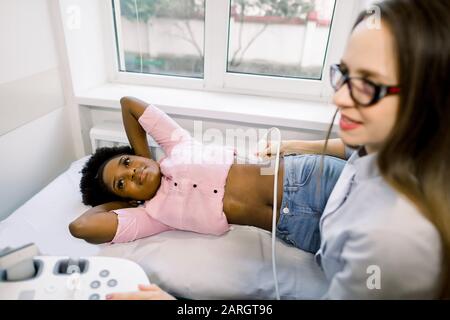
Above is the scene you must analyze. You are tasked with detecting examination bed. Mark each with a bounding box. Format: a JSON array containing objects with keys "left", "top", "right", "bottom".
[{"left": 0, "top": 156, "right": 327, "bottom": 299}]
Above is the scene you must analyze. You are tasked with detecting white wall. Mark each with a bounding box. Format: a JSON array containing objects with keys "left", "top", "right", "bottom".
[
  {"left": 0, "top": 0, "right": 76, "bottom": 220},
  {"left": 79, "top": 104, "right": 332, "bottom": 159},
  {"left": 58, "top": 0, "right": 109, "bottom": 95}
]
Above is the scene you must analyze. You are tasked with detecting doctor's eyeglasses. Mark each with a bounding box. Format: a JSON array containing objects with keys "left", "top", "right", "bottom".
[{"left": 330, "top": 64, "right": 401, "bottom": 107}]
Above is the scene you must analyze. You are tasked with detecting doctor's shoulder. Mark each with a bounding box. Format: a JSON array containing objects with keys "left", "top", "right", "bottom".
[{"left": 340, "top": 194, "right": 444, "bottom": 299}]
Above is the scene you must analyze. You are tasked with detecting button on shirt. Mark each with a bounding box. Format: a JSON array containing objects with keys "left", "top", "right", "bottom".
[
  {"left": 315, "top": 149, "right": 443, "bottom": 299},
  {"left": 111, "top": 105, "right": 235, "bottom": 244}
]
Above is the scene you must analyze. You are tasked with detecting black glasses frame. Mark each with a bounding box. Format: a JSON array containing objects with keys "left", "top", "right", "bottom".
[{"left": 330, "top": 64, "right": 401, "bottom": 107}]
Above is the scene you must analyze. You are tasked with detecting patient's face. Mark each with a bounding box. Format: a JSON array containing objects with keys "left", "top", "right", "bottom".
[{"left": 102, "top": 154, "right": 161, "bottom": 201}]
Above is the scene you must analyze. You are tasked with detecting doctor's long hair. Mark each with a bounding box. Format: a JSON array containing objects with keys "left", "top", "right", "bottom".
[{"left": 324, "top": 0, "right": 450, "bottom": 298}]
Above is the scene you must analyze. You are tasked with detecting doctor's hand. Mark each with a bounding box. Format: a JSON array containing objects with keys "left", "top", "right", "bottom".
[
  {"left": 257, "top": 140, "right": 339, "bottom": 159},
  {"left": 256, "top": 140, "right": 289, "bottom": 159},
  {"left": 106, "top": 284, "right": 176, "bottom": 300}
]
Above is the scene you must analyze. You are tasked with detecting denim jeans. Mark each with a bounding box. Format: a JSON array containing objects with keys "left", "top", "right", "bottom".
[{"left": 276, "top": 154, "right": 345, "bottom": 253}]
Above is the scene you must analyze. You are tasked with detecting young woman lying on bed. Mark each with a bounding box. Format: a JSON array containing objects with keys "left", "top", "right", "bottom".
[{"left": 69, "top": 96, "right": 345, "bottom": 253}]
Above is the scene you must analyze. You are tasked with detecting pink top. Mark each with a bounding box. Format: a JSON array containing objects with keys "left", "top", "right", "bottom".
[{"left": 111, "top": 104, "right": 235, "bottom": 243}]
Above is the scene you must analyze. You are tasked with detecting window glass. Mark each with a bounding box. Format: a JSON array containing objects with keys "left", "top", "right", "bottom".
[
  {"left": 114, "top": 0, "right": 205, "bottom": 78},
  {"left": 227, "top": 0, "right": 336, "bottom": 79}
]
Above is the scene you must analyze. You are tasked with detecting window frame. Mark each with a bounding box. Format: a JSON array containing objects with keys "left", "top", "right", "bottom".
[{"left": 103, "top": 0, "right": 362, "bottom": 102}]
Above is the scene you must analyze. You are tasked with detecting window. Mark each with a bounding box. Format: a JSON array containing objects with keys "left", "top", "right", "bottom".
[
  {"left": 227, "top": 0, "right": 336, "bottom": 80},
  {"left": 113, "top": 0, "right": 205, "bottom": 78},
  {"left": 110, "top": 0, "right": 359, "bottom": 100}
]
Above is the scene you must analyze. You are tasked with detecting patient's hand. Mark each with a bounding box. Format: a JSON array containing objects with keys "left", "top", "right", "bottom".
[{"left": 106, "top": 284, "right": 176, "bottom": 300}]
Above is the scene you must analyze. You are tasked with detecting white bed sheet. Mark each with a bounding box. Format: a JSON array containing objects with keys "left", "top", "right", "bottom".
[
  {"left": 0, "top": 156, "right": 99, "bottom": 257},
  {"left": 0, "top": 156, "right": 328, "bottom": 299}
]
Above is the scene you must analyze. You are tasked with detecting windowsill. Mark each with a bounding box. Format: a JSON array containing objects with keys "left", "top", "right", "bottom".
[{"left": 75, "top": 83, "right": 338, "bottom": 132}]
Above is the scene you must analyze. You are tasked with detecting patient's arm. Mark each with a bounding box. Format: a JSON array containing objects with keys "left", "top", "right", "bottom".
[
  {"left": 69, "top": 201, "right": 129, "bottom": 244},
  {"left": 127, "top": 97, "right": 192, "bottom": 156},
  {"left": 121, "top": 96, "right": 152, "bottom": 159}
]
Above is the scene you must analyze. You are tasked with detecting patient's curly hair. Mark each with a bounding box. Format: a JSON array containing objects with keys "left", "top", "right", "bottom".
[{"left": 80, "top": 146, "right": 134, "bottom": 206}]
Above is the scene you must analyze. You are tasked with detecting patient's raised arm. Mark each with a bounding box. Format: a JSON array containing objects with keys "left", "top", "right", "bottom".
[
  {"left": 68, "top": 201, "right": 129, "bottom": 244},
  {"left": 120, "top": 96, "right": 152, "bottom": 159}
]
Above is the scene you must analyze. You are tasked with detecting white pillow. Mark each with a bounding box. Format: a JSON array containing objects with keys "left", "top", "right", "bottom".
[{"left": 98, "top": 225, "right": 327, "bottom": 299}]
